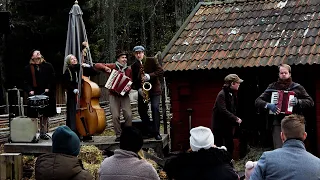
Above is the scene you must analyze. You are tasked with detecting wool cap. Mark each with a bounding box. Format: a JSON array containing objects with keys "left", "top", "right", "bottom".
[
  {"left": 133, "top": 45, "right": 145, "bottom": 52},
  {"left": 52, "top": 125, "right": 80, "bottom": 156},
  {"left": 224, "top": 74, "right": 243, "bottom": 83},
  {"left": 189, "top": 126, "right": 214, "bottom": 152}
]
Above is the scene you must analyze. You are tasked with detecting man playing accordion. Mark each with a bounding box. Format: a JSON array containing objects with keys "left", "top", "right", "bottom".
[
  {"left": 255, "top": 64, "right": 314, "bottom": 149},
  {"left": 95, "top": 51, "right": 132, "bottom": 142}
]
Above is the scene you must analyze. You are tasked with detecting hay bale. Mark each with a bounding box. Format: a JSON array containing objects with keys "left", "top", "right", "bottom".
[{"left": 79, "top": 145, "right": 103, "bottom": 164}]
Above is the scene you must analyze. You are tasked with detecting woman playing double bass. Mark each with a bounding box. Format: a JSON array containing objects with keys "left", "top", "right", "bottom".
[{"left": 62, "top": 54, "right": 96, "bottom": 138}]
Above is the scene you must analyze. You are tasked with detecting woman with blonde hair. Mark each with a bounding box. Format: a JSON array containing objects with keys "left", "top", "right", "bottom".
[
  {"left": 23, "top": 49, "right": 56, "bottom": 140},
  {"left": 62, "top": 54, "right": 95, "bottom": 137}
]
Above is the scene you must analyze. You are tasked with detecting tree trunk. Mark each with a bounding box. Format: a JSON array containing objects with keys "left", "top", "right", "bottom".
[
  {"left": 107, "top": 0, "right": 115, "bottom": 62},
  {"left": 140, "top": 0, "right": 147, "bottom": 48},
  {"left": 149, "top": 0, "right": 155, "bottom": 56},
  {"left": 0, "top": 35, "right": 6, "bottom": 108}
]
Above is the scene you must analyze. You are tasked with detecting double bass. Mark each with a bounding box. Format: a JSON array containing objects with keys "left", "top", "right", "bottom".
[{"left": 75, "top": 42, "right": 106, "bottom": 136}]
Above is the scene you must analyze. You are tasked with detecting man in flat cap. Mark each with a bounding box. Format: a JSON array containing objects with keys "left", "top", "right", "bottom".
[
  {"left": 212, "top": 74, "right": 243, "bottom": 156},
  {"left": 131, "top": 45, "right": 163, "bottom": 140},
  {"left": 95, "top": 51, "right": 132, "bottom": 141}
]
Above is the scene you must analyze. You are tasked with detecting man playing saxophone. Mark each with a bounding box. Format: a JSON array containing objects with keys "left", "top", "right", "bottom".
[{"left": 131, "top": 46, "right": 163, "bottom": 140}]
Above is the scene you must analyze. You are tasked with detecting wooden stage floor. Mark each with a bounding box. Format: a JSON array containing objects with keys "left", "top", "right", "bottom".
[{"left": 4, "top": 133, "right": 169, "bottom": 158}]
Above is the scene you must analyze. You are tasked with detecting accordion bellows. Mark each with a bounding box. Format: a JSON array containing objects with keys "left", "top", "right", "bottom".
[
  {"left": 105, "top": 69, "right": 132, "bottom": 96},
  {"left": 270, "top": 90, "right": 295, "bottom": 115}
]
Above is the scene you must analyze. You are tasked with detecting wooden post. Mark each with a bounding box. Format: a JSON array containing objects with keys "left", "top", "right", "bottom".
[
  {"left": 0, "top": 153, "right": 23, "bottom": 180},
  {"left": 5, "top": 92, "right": 9, "bottom": 114},
  {"left": 156, "top": 52, "right": 168, "bottom": 134}
]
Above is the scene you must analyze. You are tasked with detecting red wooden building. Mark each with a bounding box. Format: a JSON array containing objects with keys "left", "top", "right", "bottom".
[{"left": 161, "top": 0, "right": 320, "bottom": 157}]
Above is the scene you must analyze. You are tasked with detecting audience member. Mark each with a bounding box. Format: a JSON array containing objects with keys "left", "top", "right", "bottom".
[
  {"left": 99, "top": 126, "right": 160, "bottom": 180},
  {"left": 250, "top": 114, "right": 320, "bottom": 180},
  {"left": 164, "top": 126, "right": 239, "bottom": 180},
  {"left": 35, "top": 125, "right": 93, "bottom": 180},
  {"left": 245, "top": 161, "right": 257, "bottom": 180}
]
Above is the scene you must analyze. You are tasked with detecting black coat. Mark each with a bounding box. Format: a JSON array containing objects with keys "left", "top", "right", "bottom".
[
  {"left": 255, "top": 81, "right": 314, "bottom": 124},
  {"left": 62, "top": 64, "right": 97, "bottom": 132},
  {"left": 164, "top": 147, "right": 239, "bottom": 180},
  {"left": 131, "top": 57, "right": 163, "bottom": 96},
  {"left": 212, "top": 86, "right": 238, "bottom": 131},
  {"left": 24, "top": 62, "right": 57, "bottom": 117}
]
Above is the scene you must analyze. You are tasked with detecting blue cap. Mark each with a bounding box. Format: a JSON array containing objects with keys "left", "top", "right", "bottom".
[{"left": 133, "top": 46, "right": 145, "bottom": 52}]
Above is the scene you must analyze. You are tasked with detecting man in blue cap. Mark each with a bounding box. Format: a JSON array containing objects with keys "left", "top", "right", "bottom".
[{"left": 131, "top": 45, "right": 163, "bottom": 140}]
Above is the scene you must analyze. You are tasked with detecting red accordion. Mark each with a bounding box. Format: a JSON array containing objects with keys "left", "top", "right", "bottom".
[
  {"left": 105, "top": 69, "right": 132, "bottom": 96},
  {"left": 269, "top": 90, "right": 295, "bottom": 114}
]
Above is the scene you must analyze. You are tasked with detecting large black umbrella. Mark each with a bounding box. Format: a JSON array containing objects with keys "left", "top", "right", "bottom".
[{"left": 63, "top": 0, "right": 92, "bottom": 73}]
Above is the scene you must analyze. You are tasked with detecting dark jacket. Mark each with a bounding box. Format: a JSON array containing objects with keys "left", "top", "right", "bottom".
[
  {"left": 24, "top": 62, "right": 57, "bottom": 117},
  {"left": 35, "top": 153, "right": 93, "bottom": 180},
  {"left": 131, "top": 57, "right": 163, "bottom": 96},
  {"left": 212, "top": 86, "right": 238, "bottom": 131},
  {"left": 255, "top": 81, "right": 314, "bottom": 124},
  {"left": 62, "top": 64, "right": 98, "bottom": 92},
  {"left": 95, "top": 63, "right": 132, "bottom": 96},
  {"left": 164, "top": 147, "right": 239, "bottom": 180}
]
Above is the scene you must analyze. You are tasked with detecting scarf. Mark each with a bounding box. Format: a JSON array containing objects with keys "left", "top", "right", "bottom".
[
  {"left": 67, "top": 64, "right": 80, "bottom": 83},
  {"left": 274, "top": 77, "right": 292, "bottom": 90},
  {"left": 115, "top": 61, "right": 128, "bottom": 72},
  {"left": 30, "top": 65, "right": 38, "bottom": 87}
]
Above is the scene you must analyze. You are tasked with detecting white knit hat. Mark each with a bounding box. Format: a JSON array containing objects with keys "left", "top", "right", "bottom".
[
  {"left": 189, "top": 126, "right": 214, "bottom": 152},
  {"left": 245, "top": 161, "right": 257, "bottom": 180}
]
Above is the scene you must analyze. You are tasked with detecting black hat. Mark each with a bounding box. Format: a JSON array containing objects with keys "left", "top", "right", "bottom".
[
  {"left": 120, "top": 126, "right": 143, "bottom": 153},
  {"left": 116, "top": 51, "right": 127, "bottom": 59}
]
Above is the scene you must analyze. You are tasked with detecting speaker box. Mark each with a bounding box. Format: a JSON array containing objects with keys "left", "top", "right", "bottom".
[
  {"left": 9, "top": 116, "right": 38, "bottom": 143},
  {"left": 0, "top": 11, "right": 11, "bottom": 34}
]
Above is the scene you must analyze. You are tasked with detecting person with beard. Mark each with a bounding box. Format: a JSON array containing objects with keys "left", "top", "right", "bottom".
[
  {"left": 24, "top": 49, "right": 57, "bottom": 140},
  {"left": 62, "top": 54, "right": 96, "bottom": 137},
  {"left": 255, "top": 64, "right": 314, "bottom": 149},
  {"left": 212, "top": 74, "right": 243, "bottom": 156},
  {"left": 163, "top": 126, "right": 239, "bottom": 180},
  {"left": 94, "top": 51, "right": 132, "bottom": 142}
]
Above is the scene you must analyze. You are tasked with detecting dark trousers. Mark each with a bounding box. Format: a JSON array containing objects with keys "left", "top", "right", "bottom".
[
  {"left": 214, "top": 128, "right": 234, "bottom": 156},
  {"left": 66, "top": 91, "right": 77, "bottom": 133},
  {"left": 138, "top": 94, "right": 161, "bottom": 136}
]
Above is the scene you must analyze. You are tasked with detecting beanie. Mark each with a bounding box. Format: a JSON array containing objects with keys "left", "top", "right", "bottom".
[
  {"left": 245, "top": 161, "right": 257, "bottom": 180},
  {"left": 189, "top": 126, "right": 214, "bottom": 152},
  {"left": 52, "top": 126, "right": 80, "bottom": 156}
]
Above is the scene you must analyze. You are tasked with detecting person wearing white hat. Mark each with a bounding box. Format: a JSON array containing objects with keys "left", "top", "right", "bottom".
[{"left": 164, "top": 126, "right": 239, "bottom": 180}]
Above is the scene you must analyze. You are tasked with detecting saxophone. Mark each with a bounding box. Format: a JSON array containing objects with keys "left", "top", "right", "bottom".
[{"left": 140, "top": 64, "right": 152, "bottom": 103}]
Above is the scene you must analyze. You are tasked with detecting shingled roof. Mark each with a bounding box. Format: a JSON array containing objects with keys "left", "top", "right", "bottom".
[{"left": 161, "top": 0, "right": 320, "bottom": 71}]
